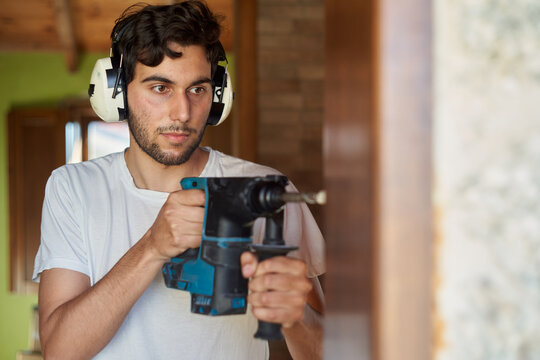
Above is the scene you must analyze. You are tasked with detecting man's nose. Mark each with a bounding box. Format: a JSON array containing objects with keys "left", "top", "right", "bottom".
[{"left": 170, "top": 92, "right": 190, "bottom": 122}]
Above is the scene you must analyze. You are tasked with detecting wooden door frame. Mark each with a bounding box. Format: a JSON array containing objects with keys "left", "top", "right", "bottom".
[
  {"left": 8, "top": 107, "right": 66, "bottom": 294},
  {"left": 324, "top": 1, "right": 433, "bottom": 359}
]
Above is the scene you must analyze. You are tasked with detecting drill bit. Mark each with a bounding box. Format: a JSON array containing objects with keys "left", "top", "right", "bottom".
[{"left": 281, "top": 190, "right": 327, "bottom": 205}]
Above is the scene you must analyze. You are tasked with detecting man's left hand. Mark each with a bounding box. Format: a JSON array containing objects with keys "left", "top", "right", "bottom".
[{"left": 241, "top": 252, "right": 312, "bottom": 327}]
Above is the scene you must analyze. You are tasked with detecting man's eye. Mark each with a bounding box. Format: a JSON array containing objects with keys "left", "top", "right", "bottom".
[
  {"left": 189, "top": 87, "right": 207, "bottom": 95},
  {"left": 152, "top": 85, "right": 168, "bottom": 94}
]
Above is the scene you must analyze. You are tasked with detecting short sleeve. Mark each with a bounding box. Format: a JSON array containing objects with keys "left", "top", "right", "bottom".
[{"left": 32, "top": 168, "right": 89, "bottom": 282}]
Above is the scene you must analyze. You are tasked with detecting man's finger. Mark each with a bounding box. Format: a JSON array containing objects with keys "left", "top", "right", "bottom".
[
  {"left": 251, "top": 306, "right": 304, "bottom": 325},
  {"left": 172, "top": 206, "right": 205, "bottom": 224},
  {"left": 168, "top": 189, "right": 206, "bottom": 206},
  {"left": 252, "top": 256, "right": 307, "bottom": 278},
  {"left": 241, "top": 251, "right": 258, "bottom": 278},
  {"left": 249, "top": 273, "right": 312, "bottom": 293},
  {"left": 248, "top": 290, "right": 307, "bottom": 309}
]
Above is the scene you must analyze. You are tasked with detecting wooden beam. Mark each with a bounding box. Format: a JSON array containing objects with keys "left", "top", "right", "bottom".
[
  {"left": 324, "top": 0, "right": 375, "bottom": 357},
  {"left": 52, "top": 0, "right": 78, "bottom": 72},
  {"left": 232, "top": 0, "right": 257, "bottom": 162},
  {"left": 375, "top": 0, "right": 433, "bottom": 358}
]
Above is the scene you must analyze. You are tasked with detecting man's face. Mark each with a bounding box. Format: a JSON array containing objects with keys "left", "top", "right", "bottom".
[{"left": 126, "top": 44, "right": 213, "bottom": 166}]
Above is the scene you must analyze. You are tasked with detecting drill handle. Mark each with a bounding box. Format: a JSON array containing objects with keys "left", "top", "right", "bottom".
[
  {"left": 174, "top": 247, "right": 200, "bottom": 260},
  {"left": 253, "top": 321, "right": 284, "bottom": 341},
  {"left": 162, "top": 247, "right": 200, "bottom": 290},
  {"left": 250, "top": 245, "right": 298, "bottom": 340},
  {"left": 180, "top": 177, "right": 205, "bottom": 190},
  {"left": 251, "top": 211, "right": 297, "bottom": 340}
]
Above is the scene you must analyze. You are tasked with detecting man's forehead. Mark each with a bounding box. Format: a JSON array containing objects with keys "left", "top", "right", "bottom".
[{"left": 133, "top": 45, "right": 211, "bottom": 81}]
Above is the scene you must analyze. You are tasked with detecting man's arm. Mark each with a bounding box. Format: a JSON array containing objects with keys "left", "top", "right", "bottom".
[
  {"left": 39, "top": 238, "right": 164, "bottom": 359},
  {"left": 241, "top": 253, "right": 324, "bottom": 360},
  {"left": 38, "top": 189, "right": 205, "bottom": 359},
  {"left": 282, "top": 278, "right": 324, "bottom": 359}
]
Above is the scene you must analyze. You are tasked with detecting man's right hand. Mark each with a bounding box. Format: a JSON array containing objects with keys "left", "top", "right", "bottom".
[{"left": 145, "top": 188, "right": 206, "bottom": 261}]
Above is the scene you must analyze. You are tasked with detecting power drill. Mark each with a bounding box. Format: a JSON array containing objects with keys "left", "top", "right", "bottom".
[{"left": 162, "top": 175, "right": 325, "bottom": 340}]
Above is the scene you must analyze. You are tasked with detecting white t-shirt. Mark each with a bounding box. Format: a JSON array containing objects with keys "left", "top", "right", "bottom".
[{"left": 33, "top": 147, "right": 325, "bottom": 360}]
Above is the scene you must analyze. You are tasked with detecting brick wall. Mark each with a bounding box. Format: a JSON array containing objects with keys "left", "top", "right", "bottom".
[
  {"left": 257, "top": 0, "right": 324, "bottom": 203},
  {"left": 256, "top": 2, "right": 324, "bottom": 358}
]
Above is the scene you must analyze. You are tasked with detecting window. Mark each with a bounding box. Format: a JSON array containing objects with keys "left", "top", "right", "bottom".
[
  {"left": 66, "top": 121, "right": 129, "bottom": 163},
  {"left": 8, "top": 100, "right": 129, "bottom": 293}
]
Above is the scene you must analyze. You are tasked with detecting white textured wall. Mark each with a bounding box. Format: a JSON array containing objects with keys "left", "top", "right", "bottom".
[{"left": 435, "top": 0, "right": 540, "bottom": 359}]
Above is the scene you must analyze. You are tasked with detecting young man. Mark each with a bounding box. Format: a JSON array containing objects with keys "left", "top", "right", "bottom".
[{"left": 33, "top": 1, "right": 325, "bottom": 359}]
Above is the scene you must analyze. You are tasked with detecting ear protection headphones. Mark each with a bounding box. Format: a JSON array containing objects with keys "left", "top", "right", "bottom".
[{"left": 88, "top": 24, "right": 233, "bottom": 126}]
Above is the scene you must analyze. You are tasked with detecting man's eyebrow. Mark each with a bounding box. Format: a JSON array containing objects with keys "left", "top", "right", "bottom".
[
  {"left": 141, "top": 75, "right": 175, "bottom": 84},
  {"left": 140, "top": 76, "right": 212, "bottom": 87}
]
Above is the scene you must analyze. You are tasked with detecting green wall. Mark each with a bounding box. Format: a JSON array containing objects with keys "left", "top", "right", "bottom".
[{"left": 0, "top": 52, "right": 105, "bottom": 360}]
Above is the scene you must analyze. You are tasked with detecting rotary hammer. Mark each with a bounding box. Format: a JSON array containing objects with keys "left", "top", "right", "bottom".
[{"left": 162, "top": 175, "right": 324, "bottom": 340}]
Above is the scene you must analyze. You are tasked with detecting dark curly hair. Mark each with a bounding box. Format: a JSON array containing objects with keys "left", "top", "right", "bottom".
[{"left": 111, "top": 1, "right": 224, "bottom": 85}]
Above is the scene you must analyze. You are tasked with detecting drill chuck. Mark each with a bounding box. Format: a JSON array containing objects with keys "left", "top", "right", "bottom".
[{"left": 251, "top": 183, "right": 286, "bottom": 213}]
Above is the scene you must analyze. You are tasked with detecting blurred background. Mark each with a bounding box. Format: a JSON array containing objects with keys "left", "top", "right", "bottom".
[
  {"left": 1, "top": 0, "right": 539, "bottom": 359},
  {"left": 434, "top": 0, "right": 540, "bottom": 359}
]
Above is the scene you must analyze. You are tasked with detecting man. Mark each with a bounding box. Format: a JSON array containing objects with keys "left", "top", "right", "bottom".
[{"left": 33, "top": 1, "right": 325, "bottom": 359}]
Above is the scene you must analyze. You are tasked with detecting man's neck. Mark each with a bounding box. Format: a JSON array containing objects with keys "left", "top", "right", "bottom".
[{"left": 124, "top": 146, "right": 209, "bottom": 193}]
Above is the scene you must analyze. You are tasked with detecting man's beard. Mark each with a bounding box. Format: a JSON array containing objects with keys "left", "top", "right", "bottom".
[{"left": 127, "top": 108, "right": 206, "bottom": 166}]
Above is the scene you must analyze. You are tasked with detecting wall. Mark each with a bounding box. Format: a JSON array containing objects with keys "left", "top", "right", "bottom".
[
  {"left": 435, "top": 0, "right": 540, "bottom": 358},
  {"left": 0, "top": 52, "right": 104, "bottom": 360},
  {"left": 256, "top": 0, "right": 324, "bottom": 201}
]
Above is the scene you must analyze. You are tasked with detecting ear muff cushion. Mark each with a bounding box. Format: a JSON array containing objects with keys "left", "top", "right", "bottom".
[
  {"left": 208, "top": 65, "right": 234, "bottom": 126},
  {"left": 88, "top": 58, "right": 128, "bottom": 122},
  {"left": 218, "top": 70, "right": 234, "bottom": 125}
]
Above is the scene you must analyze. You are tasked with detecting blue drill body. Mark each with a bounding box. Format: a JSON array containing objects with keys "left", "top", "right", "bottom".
[{"left": 162, "top": 175, "right": 291, "bottom": 317}]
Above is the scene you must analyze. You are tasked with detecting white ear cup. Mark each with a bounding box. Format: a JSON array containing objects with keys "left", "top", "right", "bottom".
[
  {"left": 212, "top": 70, "right": 233, "bottom": 126},
  {"left": 88, "top": 58, "right": 127, "bottom": 122}
]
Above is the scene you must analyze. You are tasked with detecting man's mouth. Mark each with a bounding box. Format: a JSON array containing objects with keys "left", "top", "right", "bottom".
[{"left": 161, "top": 132, "right": 189, "bottom": 143}]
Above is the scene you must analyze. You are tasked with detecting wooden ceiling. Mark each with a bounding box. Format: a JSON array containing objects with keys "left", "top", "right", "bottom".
[{"left": 0, "top": 0, "right": 234, "bottom": 71}]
